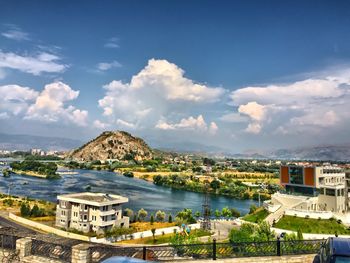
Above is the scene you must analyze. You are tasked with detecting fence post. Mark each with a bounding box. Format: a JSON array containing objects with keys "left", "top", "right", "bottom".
[
  {"left": 212, "top": 238, "right": 217, "bottom": 260},
  {"left": 143, "top": 246, "right": 146, "bottom": 260},
  {"left": 276, "top": 237, "right": 281, "bottom": 256}
]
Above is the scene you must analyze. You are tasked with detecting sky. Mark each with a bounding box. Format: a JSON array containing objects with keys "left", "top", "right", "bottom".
[{"left": 1, "top": 0, "right": 350, "bottom": 152}]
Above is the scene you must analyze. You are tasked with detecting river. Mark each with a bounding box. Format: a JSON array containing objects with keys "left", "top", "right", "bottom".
[{"left": 0, "top": 166, "right": 257, "bottom": 216}]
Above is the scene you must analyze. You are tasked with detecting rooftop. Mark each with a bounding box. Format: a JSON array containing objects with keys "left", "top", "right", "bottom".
[{"left": 57, "top": 192, "right": 128, "bottom": 205}]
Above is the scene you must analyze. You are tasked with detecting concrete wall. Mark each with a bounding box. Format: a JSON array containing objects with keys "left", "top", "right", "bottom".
[
  {"left": 285, "top": 209, "right": 333, "bottom": 219},
  {"left": 9, "top": 213, "right": 91, "bottom": 242}
]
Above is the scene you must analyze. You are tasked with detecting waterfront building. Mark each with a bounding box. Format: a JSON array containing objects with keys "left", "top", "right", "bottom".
[
  {"left": 55, "top": 192, "right": 129, "bottom": 233},
  {"left": 265, "top": 165, "right": 350, "bottom": 223}
]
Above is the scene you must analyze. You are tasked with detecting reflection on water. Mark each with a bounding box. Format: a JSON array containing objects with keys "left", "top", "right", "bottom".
[{"left": 0, "top": 167, "right": 256, "bottom": 215}]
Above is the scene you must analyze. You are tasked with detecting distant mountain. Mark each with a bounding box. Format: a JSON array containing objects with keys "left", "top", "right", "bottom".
[
  {"left": 67, "top": 131, "right": 153, "bottom": 161},
  {"left": 157, "top": 141, "right": 227, "bottom": 155},
  {"left": 267, "top": 144, "right": 350, "bottom": 161},
  {"left": 0, "top": 133, "right": 82, "bottom": 151}
]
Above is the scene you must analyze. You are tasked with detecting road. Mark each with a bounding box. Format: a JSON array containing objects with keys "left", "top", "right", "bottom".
[{"left": 0, "top": 213, "right": 37, "bottom": 234}]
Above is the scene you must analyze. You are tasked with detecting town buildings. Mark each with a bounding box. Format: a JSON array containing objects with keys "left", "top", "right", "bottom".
[{"left": 55, "top": 192, "right": 129, "bottom": 233}]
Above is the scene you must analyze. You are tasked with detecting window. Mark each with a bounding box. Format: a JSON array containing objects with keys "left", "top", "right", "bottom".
[
  {"left": 289, "top": 167, "right": 303, "bottom": 185},
  {"left": 61, "top": 210, "right": 65, "bottom": 216},
  {"left": 83, "top": 215, "right": 87, "bottom": 220},
  {"left": 326, "top": 189, "right": 335, "bottom": 196}
]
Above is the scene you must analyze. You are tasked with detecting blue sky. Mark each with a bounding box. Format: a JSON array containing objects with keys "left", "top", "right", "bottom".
[{"left": 1, "top": 0, "right": 350, "bottom": 152}]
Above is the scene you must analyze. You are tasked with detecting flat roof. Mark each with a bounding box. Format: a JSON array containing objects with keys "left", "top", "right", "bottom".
[{"left": 57, "top": 192, "right": 128, "bottom": 206}]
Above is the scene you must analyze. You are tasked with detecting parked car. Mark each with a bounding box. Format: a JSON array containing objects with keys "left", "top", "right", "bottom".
[{"left": 319, "top": 237, "right": 350, "bottom": 263}]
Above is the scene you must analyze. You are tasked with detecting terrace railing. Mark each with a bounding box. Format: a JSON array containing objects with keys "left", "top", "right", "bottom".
[
  {"left": 88, "top": 238, "right": 325, "bottom": 262},
  {"left": 31, "top": 239, "right": 72, "bottom": 262}
]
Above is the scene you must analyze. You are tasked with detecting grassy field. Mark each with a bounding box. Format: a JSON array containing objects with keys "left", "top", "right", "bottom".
[
  {"left": 243, "top": 208, "right": 269, "bottom": 223},
  {"left": 118, "top": 229, "right": 212, "bottom": 245},
  {"left": 130, "top": 222, "right": 177, "bottom": 232},
  {"left": 275, "top": 215, "right": 350, "bottom": 234}
]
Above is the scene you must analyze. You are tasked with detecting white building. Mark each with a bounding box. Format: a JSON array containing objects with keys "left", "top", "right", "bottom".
[
  {"left": 265, "top": 165, "right": 350, "bottom": 224},
  {"left": 55, "top": 192, "right": 129, "bottom": 233}
]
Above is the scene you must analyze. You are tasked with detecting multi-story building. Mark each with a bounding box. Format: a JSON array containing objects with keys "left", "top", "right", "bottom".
[
  {"left": 55, "top": 192, "right": 129, "bottom": 233},
  {"left": 279, "top": 165, "right": 347, "bottom": 213}
]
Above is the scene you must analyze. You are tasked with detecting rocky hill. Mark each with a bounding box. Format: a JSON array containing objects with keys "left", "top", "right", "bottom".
[{"left": 68, "top": 131, "right": 153, "bottom": 161}]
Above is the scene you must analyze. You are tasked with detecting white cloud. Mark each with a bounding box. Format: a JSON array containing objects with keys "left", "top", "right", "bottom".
[
  {"left": 0, "top": 112, "right": 9, "bottom": 119},
  {"left": 0, "top": 51, "right": 67, "bottom": 75},
  {"left": 0, "top": 84, "right": 39, "bottom": 115},
  {"left": 229, "top": 68, "right": 350, "bottom": 135},
  {"left": 104, "top": 37, "right": 119, "bottom": 48},
  {"left": 93, "top": 120, "right": 110, "bottom": 129},
  {"left": 155, "top": 115, "right": 218, "bottom": 134},
  {"left": 25, "top": 82, "right": 88, "bottom": 126},
  {"left": 97, "top": 59, "right": 225, "bottom": 132},
  {"left": 97, "top": 61, "right": 122, "bottom": 71},
  {"left": 116, "top": 119, "right": 136, "bottom": 129},
  {"left": 2, "top": 25, "right": 30, "bottom": 41},
  {"left": 245, "top": 123, "right": 262, "bottom": 134}
]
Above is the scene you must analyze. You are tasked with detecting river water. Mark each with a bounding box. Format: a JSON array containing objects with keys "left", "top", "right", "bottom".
[{"left": 0, "top": 167, "right": 257, "bottom": 215}]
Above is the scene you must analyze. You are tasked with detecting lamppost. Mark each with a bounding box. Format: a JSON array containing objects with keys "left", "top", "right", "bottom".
[{"left": 7, "top": 183, "right": 13, "bottom": 197}]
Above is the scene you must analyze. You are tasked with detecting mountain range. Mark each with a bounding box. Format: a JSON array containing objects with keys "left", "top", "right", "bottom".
[{"left": 1, "top": 132, "right": 350, "bottom": 161}]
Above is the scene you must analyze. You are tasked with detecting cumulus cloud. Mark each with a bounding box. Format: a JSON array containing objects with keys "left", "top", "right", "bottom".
[
  {"left": 93, "top": 120, "right": 110, "bottom": 129},
  {"left": 0, "top": 84, "right": 39, "bottom": 115},
  {"left": 155, "top": 115, "right": 218, "bottom": 134},
  {"left": 0, "top": 51, "right": 67, "bottom": 75},
  {"left": 1, "top": 25, "right": 30, "bottom": 41},
  {"left": 97, "top": 61, "right": 122, "bottom": 71},
  {"left": 228, "top": 68, "right": 350, "bottom": 135},
  {"left": 97, "top": 59, "right": 225, "bottom": 133},
  {"left": 116, "top": 119, "right": 136, "bottom": 129},
  {"left": 24, "top": 82, "right": 88, "bottom": 126}
]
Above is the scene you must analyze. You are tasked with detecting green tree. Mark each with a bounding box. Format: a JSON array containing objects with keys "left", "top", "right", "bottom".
[
  {"left": 230, "top": 208, "right": 241, "bottom": 218},
  {"left": 176, "top": 209, "right": 196, "bottom": 224},
  {"left": 215, "top": 209, "right": 221, "bottom": 218},
  {"left": 20, "top": 203, "right": 30, "bottom": 217},
  {"left": 155, "top": 210, "right": 165, "bottom": 222},
  {"left": 150, "top": 214, "right": 154, "bottom": 225},
  {"left": 168, "top": 214, "right": 173, "bottom": 223},
  {"left": 221, "top": 207, "right": 232, "bottom": 218},
  {"left": 151, "top": 228, "right": 156, "bottom": 242},
  {"left": 30, "top": 204, "right": 40, "bottom": 217},
  {"left": 138, "top": 208, "right": 148, "bottom": 222},
  {"left": 194, "top": 211, "right": 201, "bottom": 218},
  {"left": 297, "top": 228, "right": 303, "bottom": 240},
  {"left": 124, "top": 208, "right": 134, "bottom": 218},
  {"left": 249, "top": 204, "right": 258, "bottom": 214},
  {"left": 210, "top": 179, "right": 221, "bottom": 190}
]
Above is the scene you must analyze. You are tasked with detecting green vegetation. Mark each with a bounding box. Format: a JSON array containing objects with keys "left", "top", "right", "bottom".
[
  {"left": 229, "top": 221, "right": 275, "bottom": 242},
  {"left": 105, "top": 226, "right": 134, "bottom": 238},
  {"left": 123, "top": 171, "right": 134, "bottom": 177},
  {"left": 243, "top": 207, "right": 269, "bottom": 223},
  {"left": 2, "top": 168, "right": 11, "bottom": 177},
  {"left": 10, "top": 160, "right": 59, "bottom": 178},
  {"left": 176, "top": 209, "right": 196, "bottom": 224},
  {"left": 275, "top": 215, "right": 350, "bottom": 235},
  {"left": 153, "top": 174, "right": 271, "bottom": 200},
  {"left": 20, "top": 203, "right": 54, "bottom": 218}
]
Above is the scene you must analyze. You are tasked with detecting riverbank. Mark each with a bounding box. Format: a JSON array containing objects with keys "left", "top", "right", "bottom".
[{"left": 12, "top": 169, "right": 47, "bottom": 178}]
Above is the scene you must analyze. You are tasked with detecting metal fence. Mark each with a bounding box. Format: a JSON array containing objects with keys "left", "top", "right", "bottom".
[
  {"left": 0, "top": 230, "right": 324, "bottom": 262},
  {"left": 31, "top": 239, "right": 72, "bottom": 262},
  {"left": 88, "top": 239, "right": 324, "bottom": 262}
]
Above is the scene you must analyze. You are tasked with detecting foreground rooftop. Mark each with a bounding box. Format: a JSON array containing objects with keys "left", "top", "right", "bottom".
[{"left": 57, "top": 192, "right": 128, "bottom": 205}]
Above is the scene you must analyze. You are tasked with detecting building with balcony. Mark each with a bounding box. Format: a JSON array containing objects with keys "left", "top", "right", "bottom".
[{"left": 55, "top": 192, "right": 129, "bottom": 233}]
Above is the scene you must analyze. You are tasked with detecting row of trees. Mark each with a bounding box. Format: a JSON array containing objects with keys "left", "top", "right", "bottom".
[
  {"left": 20, "top": 203, "right": 50, "bottom": 218},
  {"left": 124, "top": 208, "right": 173, "bottom": 223}
]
